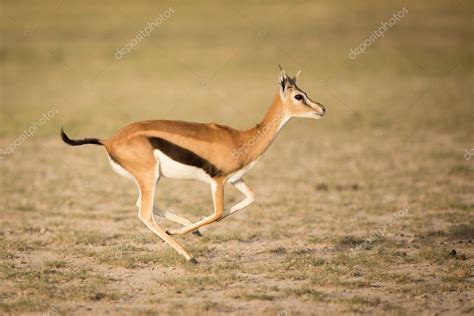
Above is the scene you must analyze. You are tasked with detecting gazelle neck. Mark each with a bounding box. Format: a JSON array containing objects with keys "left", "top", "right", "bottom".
[{"left": 242, "top": 94, "right": 291, "bottom": 163}]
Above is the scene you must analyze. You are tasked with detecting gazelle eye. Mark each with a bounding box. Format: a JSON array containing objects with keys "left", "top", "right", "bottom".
[{"left": 294, "top": 94, "right": 303, "bottom": 100}]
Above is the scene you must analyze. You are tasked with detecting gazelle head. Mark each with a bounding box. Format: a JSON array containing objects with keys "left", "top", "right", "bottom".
[{"left": 278, "top": 66, "right": 326, "bottom": 119}]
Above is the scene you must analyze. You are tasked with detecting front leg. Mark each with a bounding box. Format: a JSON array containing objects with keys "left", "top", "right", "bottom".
[
  {"left": 167, "top": 178, "right": 224, "bottom": 236},
  {"left": 217, "top": 179, "right": 255, "bottom": 222}
]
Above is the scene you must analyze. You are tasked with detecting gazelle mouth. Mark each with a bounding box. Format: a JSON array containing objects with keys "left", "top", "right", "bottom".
[{"left": 310, "top": 112, "right": 324, "bottom": 119}]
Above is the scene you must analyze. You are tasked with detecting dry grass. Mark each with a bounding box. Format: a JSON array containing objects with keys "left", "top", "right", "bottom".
[{"left": 1, "top": 0, "right": 473, "bottom": 314}]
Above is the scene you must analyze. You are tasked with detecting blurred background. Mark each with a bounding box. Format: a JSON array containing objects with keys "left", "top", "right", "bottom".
[
  {"left": 0, "top": 1, "right": 473, "bottom": 314},
  {"left": 2, "top": 0, "right": 472, "bottom": 139}
]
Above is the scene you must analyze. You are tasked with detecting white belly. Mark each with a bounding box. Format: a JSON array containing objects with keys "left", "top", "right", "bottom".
[{"left": 153, "top": 149, "right": 211, "bottom": 183}]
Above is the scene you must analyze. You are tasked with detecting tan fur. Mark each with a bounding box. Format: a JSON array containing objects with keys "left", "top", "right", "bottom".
[{"left": 103, "top": 90, "right": 323, "bottom": 177}]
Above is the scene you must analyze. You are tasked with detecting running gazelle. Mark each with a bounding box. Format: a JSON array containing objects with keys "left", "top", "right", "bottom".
[{"left": 61, "top": 66, "right": 326, "bottom": 263}]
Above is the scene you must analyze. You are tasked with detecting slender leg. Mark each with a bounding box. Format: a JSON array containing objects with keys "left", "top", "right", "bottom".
[
  {"left": 154, "top": 207, "right": 192, "bottom": 225},
  {"left": 136, "top": 173, "right": 195, "bottom": 262},
  {"left": 154, "top": 207, "right": 203, "bottom": 236},
  {"left": 166, "top": 179, "right": 224, "bottom": 236},
  {"left": 217, "top": 179, "right": 255, "bottom": 222}
]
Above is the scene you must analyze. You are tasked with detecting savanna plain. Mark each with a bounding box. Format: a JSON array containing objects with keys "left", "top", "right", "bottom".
[{"left": 0, "top": 0, "right": 473, "bottom": 315}]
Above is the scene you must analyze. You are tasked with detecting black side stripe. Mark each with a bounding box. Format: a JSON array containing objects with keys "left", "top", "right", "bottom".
[{"left": 147, "top": 137, "right": 223, "bottom": 177}]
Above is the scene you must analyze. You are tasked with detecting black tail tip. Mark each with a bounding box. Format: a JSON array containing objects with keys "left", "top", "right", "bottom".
[
  {"left": 60, "top": 128, "right": 72, "bottom": 144},
  {"left": 60, "top": 128, "right": 102, "bottom": 146}
]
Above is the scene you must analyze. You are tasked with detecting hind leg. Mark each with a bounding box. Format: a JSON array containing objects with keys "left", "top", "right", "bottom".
[
  {"left": 109, "top": 137, "right": 196, "bottom": 261},
  {"left": 135, "top": 171, "right": 195, "bottom": 262},
  {"left": 134, "top": 164, "right": 193, "bottom": 227}
]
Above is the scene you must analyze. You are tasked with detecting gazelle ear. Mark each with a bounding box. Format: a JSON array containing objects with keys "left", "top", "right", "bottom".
[{"left": 278, "top": 65, "right": 290, "bottom": 92}]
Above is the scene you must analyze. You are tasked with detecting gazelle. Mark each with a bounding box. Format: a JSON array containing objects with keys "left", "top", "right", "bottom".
[{"left": 61, "top": 66, "right": 326, "bottom": 263}]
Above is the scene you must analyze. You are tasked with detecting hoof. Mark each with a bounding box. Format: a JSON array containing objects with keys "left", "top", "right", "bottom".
[
  {"left": 189, "top": 258, "right": 198, "bottom": 264},
  {"left": 192, "top": 230, "right": 203, "bottom": 237}
]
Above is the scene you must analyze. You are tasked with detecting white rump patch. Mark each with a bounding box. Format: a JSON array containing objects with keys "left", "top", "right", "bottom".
[{"left": 107, "top": 155, "right": 133, "bottom": 179}]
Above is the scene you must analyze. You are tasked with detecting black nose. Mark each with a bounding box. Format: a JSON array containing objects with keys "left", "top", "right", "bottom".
[{"left": 322, "top": 107, "right": 326, "bottom": 114}]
